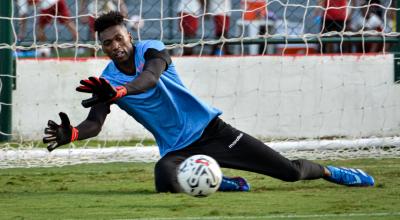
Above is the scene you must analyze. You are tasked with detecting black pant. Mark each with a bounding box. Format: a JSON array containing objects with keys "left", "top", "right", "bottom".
[{"left": 154, "top": 117, "right": 325, "bottom": 192}]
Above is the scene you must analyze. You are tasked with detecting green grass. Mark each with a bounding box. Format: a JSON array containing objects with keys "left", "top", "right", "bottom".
[
  {"left": 0, "top": 139, "right": 157, "bottom": 149},
  {"left": 0, "top": 158, "right": 399, "bottom": 220}
]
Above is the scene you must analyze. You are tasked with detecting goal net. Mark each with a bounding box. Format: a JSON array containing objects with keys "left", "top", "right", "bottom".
[{"left": 1, "top": 0, "right": 400, "bottom": 168}]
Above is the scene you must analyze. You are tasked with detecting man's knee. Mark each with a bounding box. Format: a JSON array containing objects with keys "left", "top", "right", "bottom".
[
  {"left": 280, "top": 160, "right": 303, "bottom": 182},
  {"left": 154, "top": 158, "right": 182, "bottom": 193}
]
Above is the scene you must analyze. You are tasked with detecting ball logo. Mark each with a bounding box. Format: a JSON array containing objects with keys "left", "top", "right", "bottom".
[
  {"left": 187, "top": 161, "right": 219, "bottom": 189},
  {"left": 195, "top": 159, "right": 209, "bottom": 166}
]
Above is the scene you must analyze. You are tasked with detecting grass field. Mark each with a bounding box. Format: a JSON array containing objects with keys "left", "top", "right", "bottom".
[{"left": 0, "top": 158, "right": 399, "bottom": 220}]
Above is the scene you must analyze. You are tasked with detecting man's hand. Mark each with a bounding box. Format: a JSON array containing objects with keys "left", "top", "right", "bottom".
[
  {"left": 76, "top": 77, "right": 127, "bottom": 108},
  {"left": 43, "top": 112, "right": 79, "bottom": 152}
]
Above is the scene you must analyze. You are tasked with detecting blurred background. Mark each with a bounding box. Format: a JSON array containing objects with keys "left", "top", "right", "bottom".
[{"left": 12, "top": 0, "right": 397, "bottom": 57}]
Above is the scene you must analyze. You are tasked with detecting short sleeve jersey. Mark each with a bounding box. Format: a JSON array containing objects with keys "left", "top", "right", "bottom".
[{"left": 101, "top": 40, "right": 222, "bottom": 157}]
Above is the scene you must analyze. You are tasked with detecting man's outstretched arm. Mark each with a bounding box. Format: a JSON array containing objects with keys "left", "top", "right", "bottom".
[
  {"left": 77, "top": 49, "right": 171, "bottom": 108},
  {"left": 43, "top": 103, "right": 110, "bottom": 151},
  {"left": 123, "top": 48, "right": 172, "bottom": 95}
]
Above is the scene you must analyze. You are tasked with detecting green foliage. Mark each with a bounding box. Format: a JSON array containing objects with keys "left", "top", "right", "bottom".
[{"left": 0, "top": 159, "right": 399, "bottom": 220}]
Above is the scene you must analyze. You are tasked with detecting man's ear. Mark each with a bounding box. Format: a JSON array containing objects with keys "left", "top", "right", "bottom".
[{"left": 128, "top": 32, "right": 133, "bottom": 42}]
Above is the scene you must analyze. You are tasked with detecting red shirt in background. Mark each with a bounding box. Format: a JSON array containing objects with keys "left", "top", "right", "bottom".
[{"left": 324, "top": 0, "right": 348, "bottom": 21}]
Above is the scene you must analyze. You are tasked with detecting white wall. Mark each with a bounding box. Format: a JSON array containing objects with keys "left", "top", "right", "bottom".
[{"left": 13, "top": 55, "right": 400, "bottom": 140}]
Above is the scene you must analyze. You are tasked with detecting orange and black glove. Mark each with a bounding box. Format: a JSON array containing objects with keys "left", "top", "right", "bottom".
[
  {"left": 76, "top": 77, "right": 127, "bottom": 108},
  {"left": 43, "top": 112, "right": 79, "bottom": 152}
]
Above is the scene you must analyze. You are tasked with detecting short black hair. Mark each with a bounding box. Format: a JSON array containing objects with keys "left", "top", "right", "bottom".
[{"left": 94, "top": 11, "right": 126, "bottom": 34}]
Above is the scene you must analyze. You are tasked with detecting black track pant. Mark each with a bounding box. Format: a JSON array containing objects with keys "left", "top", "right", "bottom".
[{"left": 155, "top": 117, "right": 325, "bottom": 193}]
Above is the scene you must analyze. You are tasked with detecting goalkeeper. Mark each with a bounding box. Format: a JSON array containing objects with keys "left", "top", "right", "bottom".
[{"left": 43, "top": 11, "right": 375, "bottom": 193}]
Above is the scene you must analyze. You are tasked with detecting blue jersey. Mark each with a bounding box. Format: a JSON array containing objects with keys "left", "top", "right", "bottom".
[{"left": 101, "top": 40, "right": 222, "bottom": 157}]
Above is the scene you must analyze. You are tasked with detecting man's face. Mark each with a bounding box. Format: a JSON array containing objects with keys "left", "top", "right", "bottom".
[{"left": 99, "top": 25, "right": 133, "bottom": 63}]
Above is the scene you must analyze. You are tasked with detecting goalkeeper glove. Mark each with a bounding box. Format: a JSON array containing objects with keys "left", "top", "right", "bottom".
[
  {"left": 76, "top": 76, "right": 127, "bottom": 108},
  {"left": 43, "top": 112, "right": 79, "bottom": 152}
]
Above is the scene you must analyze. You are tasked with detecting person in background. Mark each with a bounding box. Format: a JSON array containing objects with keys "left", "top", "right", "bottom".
[
  {"left": 242, "top": 0, "right": 267, "bottom": 21},
  {"left": 177, "top": 0, "right": 203, "bottom": 55},
  {"left": 315, "top": 0, "right": 349, "bottom": 53},
  {"left": 240, "top": 0, "right": 274, "bottom": 55},
  {"left": 385, "top": 0, "right": 396, "bottom": 52},
  {"left": 79, "top": 0, "right": 128, "bottom": 40},
  {"left": 208, "top": 0, "right": 232, "bottom": 55},
  {"left": 348, "top": 0, "right": 390, "bottom": 53},
  {"left": 17, "top": 0, "right": 77, "bottom": 42},
  {"left": 362, "top": 0, "right": 384, "bottom": 52},
  {"left": 79, "top": 0, "right": 128, "bottom": 56},
  {"left": 177, "top": 0, "right": 232, "bottom": 56},
  {"left": 341, "top": 0, "right": 362, "bottom": 53}
]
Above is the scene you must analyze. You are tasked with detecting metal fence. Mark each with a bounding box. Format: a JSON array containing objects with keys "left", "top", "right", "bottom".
[{"left": 13, "top": 0, "right": 327, "bottom": 42}]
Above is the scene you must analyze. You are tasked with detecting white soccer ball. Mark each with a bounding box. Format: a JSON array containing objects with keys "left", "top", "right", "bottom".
[
  {"left": 37, "top": 48, "right": 51, "bottom": 57},
  {"left": 177, "top": 155, "right": 222, "bottom": 197},
  {"left": 128, "top": 15, "right": 144, "bottom": 31}
]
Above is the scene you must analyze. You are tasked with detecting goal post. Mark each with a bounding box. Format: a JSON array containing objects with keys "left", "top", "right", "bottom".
[
  {"left": 0, "top": 0, "right": 13, "bottom": 142},
  {"left": 394, "top": 0, "right": 400, "bottom": 82}
]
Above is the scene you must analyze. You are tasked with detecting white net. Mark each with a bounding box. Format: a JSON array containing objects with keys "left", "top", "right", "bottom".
[
  {"left": 1, "top": 0, "right": 400, "bottom": 168},
  {"left": 2, "top": 137, "right": 400, "bottom": 168}
]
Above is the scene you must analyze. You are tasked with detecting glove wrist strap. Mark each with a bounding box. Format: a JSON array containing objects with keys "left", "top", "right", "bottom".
[
  {"left": 71, "top": 127, "right": 79, "bottom": 142},
  {"left": 111, "top": 86, "right": 127, "bottom": 101}
]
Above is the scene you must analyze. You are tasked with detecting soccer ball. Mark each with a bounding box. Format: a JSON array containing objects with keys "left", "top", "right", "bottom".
[
  {"left": 128, "top": 15, "right": 145, "bottom": 31},
  {"left": 177, "top": 155, "right": 222, "bottom": 197}
]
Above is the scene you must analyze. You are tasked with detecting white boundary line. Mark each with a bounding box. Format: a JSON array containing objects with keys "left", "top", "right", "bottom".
[{"left": 118, "top": 212, "right": 400, "bottom": 220}]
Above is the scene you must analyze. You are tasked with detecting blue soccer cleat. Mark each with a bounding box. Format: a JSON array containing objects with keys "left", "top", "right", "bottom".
[
  {"left": 218, "top": 176, "right": 251, "bottom": 192},
  {"left": 325, "top": 166, "right": 375, "bottom": 187}
]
